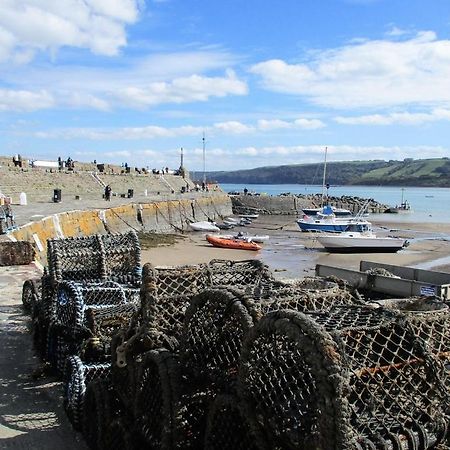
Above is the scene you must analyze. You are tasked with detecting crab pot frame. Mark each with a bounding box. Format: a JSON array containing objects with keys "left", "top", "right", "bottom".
[
  {"left": 64, "top": 355, "right": 110, "bottom": 430},
  {"left": 133, "top": 349, "right": 212, "bottom": 450},
  {"left": 203, "top": 394, "right": 262, "bottom": 450},
  {"left": 239, "top": 306, "right": 450, "bottom": 450},
  {"left": 22, "top": 231, "right": 141, "bottom": 361}
]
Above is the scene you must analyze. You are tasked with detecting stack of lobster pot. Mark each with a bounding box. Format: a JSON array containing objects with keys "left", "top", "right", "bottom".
[
  {"left": 21, "top": 230, "right": 141, "bottom": 430},
  {"left": 238, "top": 305, "right": 450, "bottom": 449},
  {"left": 182, "top": 278, "right": 360, "bottom": 450},
  {"left": 83, "top": 265, "right": 363, "bottom": 450},
  {"left": 82, "top": 259, "right": 275, "bottom": 449}
]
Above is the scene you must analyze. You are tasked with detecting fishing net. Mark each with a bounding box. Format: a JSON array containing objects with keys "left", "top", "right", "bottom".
[
  {"left": 182, "top": 288, "right": 256, "bottom": 390},
  {"left": 246, "top": 277, "right": 359, "bottom": 316},
  {"left": 133, "top": 349, "right": 211, "bottom": 450},
  {"left": 63, "top": 355, "right": 111, "bottom": 430},
  {"left": 104, "top": 417, "right": 137, "bottom": 450},
  {"left": 207, "top": 259, "right": 274, "bottom": 288},
  {"left": 238, "top": 306, "right": 450, "bottom": 449},
  {"left": 376, "top": 298, "right": 450, "bottom": 392},
  {"left": 82, "top": 379, "right": 123, "bottom": 450},
  {"left": 47, "top": 230, "right": 141, "bottom": 285},
  {"left": 203, "top": 394, "right": 262, "bottom": 450},
  {"left": 46, "top": 280, "right": 139, "bottom": 373}
]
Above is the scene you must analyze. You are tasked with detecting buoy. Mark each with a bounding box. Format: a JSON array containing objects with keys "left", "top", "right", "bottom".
[{"left": 19, "top": 192, "right": 27, "bottom": 206}]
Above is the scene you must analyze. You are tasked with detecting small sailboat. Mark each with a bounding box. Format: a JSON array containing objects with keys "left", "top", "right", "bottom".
[{"left": 297, "top": 148, "right": 372, "bottom": 233}]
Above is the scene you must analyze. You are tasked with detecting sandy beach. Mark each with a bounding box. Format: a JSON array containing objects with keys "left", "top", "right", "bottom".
[{"left": 141, "top": 215, "right": 450, "bottom": 280}]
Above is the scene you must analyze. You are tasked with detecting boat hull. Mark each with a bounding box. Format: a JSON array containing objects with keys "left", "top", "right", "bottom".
[
  {"left": 317, "top": 236, "right": 407, "bottom": 253},
  {"left": 297, "top": 221, "right": 370, "bottom": 233},
  {"left": 190, "top": 221, "right": 220, "bottom": 232},
  {"left": 206, "top": 235, "right": 261, "bottom": 251},
  {"left": 322, "top": 245, "right": 404, "bottom": 253},
  {"left": 302, "top": 207, "right": 352, "bottom": 217}
]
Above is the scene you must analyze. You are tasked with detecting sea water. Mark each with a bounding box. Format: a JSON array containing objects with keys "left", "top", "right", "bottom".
[{"left": 220, "top": 183, "right": 450, "bottom": 223}]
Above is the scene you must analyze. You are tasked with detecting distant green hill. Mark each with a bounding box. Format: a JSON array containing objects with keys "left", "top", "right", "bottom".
[{"left": 208, "top": 158, "right": 450, "bottom": 187}]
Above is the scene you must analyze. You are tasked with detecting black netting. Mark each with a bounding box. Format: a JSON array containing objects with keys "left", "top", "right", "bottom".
[
  {"left": 182, "top": 289, "right": 255, "bottom": 390},
  {"left": 204, "top": 394, "right": 262, "bottom": 450},
  {"left": 133, "top": 349, "right": 211, "bottom": 450},
  {"left": 207, "top": 259, "right": 274, "bottom": 288},
  {"left": 47, "top": 231, "right": 141, "bottom": 285},
  {"left": 239, "top": 307, "right": 450, "bottom": 449},
  {"left": 63, "top": 355, "right": 110, "bottom": 430}
]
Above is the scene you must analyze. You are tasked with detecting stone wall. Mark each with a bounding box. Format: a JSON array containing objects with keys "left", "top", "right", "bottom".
[
  {"left": 10, "top": 195, "right": 232, "bottom": 266},
  {"left": 231, "top": 194, "right": 388, "bottom": 215}
]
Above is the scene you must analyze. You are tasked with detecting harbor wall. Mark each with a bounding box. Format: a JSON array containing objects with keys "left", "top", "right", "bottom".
[
  {"left": 231, "top": 194, "right": 388, "bottom": 215},
  {"left": 10, "top": 194, "right": 231, "bottom": 267}
]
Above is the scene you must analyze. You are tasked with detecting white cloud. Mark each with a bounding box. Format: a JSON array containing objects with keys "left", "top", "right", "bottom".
[
  {"left": 36, "top": 124, "right": 204, "bottom": 140},
  {"left": 0, "top": 89, "right": 54, "bottom": 111},
  {"left": 115, "top": 70, "right": 248, "bottom": 108},
  {"left": 250, "top": 31, "right": 450, "bottom": 109},
  {"left": 335, "top": 108, "right": 450, "bottom": 125},
  {"left": 33, "top": 116, "right": 325, "bottom": 140},
  {"left": 257, "top": 119, "right": 292, "bottom": 131},
  {"left": 0, "top": 0, "right": 141, "bottom": 62},
  {"left": 294, "top": 118, "right": 325, "bottom": 129},
  {"left": 213, "top": 121, "right": 254, "bottom": 134}
]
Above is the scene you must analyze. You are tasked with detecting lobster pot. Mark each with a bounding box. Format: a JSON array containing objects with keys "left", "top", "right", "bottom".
[
  {"left": 204, "top": 394, "right": 263, "bottom": 450},
  {"left": 102, "top": 231, "right": 141, "bottom": 284},
  {"left": 239, "top": 306, "right": 450, "bottom": 450},
  {"left": 111, "top": 332, "right": 139, "bottom": 412},
  {"left": 141, "top": 263, "right": 209, "bottom": 305},
  {"left": 182, "top": 288, "right": 255, "bottom": 390},
  {"left": 55, "top": 281, "right": 139, "bottom": 331},
  {"left": 48, "top": 235, "right": 104, "bottom": 282},
  {"left": 249, "top": 277, "right": 359, "bottom": 316},
  {"left": 207, "top": 259, "right": 274, "bottom": 288},
  {"left": 47, "top": 231, "right": 141, "bottom": 285},
  {"left": 377, "top": 298, "right": 450, "bottom": 389},
  {"left": 133, "top": 349, "right": 211, "bottom": 450},
  {"left": 64, "top": 356, "right": 111, "bottom": 430}
]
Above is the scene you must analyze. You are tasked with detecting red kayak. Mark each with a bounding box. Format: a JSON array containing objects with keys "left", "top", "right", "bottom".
[{"left": 206, "top": 234, "right": 261, "bottom": 251}]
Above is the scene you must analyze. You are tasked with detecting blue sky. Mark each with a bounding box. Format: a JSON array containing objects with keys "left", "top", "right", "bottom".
[{"left": 1, "top": 0, "right": 450, "bottom": 172}]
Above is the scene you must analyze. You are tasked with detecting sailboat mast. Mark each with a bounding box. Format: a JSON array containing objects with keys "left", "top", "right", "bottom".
[
  {"left": 202, "top": 132, "right": 206, "bottom": 185},
  {"left": 321, "top": 146, "right": 328, "bottom": 207}
]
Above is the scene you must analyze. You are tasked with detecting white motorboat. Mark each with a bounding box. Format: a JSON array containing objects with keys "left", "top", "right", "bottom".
[
  {"left": 190, "top": 221, "right": 220, "bottom": 232},
  {"left": 317, "top": 231, "right": 408, "bottom": 253},
  {"left": 297, "top": 205, "right": 371, "bottom": 233}
]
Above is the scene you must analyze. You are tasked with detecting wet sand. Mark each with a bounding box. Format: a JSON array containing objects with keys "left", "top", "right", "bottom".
[{"left": 141, "top": 216, "right": 450, "bottom": 280}]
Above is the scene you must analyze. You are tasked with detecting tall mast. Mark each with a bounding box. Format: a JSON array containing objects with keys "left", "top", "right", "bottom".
[
  {"left": 321, "top": 146, "right": 328, "bottom": 207},
  {"left": 202, "top": 131, "right": 206, "bottom": 184}
]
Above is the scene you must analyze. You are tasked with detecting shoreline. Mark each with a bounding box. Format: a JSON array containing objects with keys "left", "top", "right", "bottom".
[{"left": 141, "top": 216, "right": 450, "bottom": 279}]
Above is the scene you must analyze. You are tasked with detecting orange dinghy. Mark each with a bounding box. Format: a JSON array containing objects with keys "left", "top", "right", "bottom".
[{"left": 206, "top": 234, "right": 262, "bottom": 251}]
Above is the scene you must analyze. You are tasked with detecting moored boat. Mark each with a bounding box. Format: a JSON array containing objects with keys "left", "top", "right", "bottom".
[
  {"left": 317, "top": 231, "right": 408, "bottom": 253},
  {"left": 297, "top": 206, "right": 371, "bottom": 233},
  {"left": 238, "top": 213, "right": 259, "bottom": 219},
  {"left": 190, "top": 221, "right": 220, "bottom": 232},
  {"left": 302, "top": 206, "right": 352, "bottom": 217},
  {"left": 206, "top": 234, "right": 262, "bottom": 251},
  {"left": 216, "top": 232, "right": 270, "bottom": 243}
]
